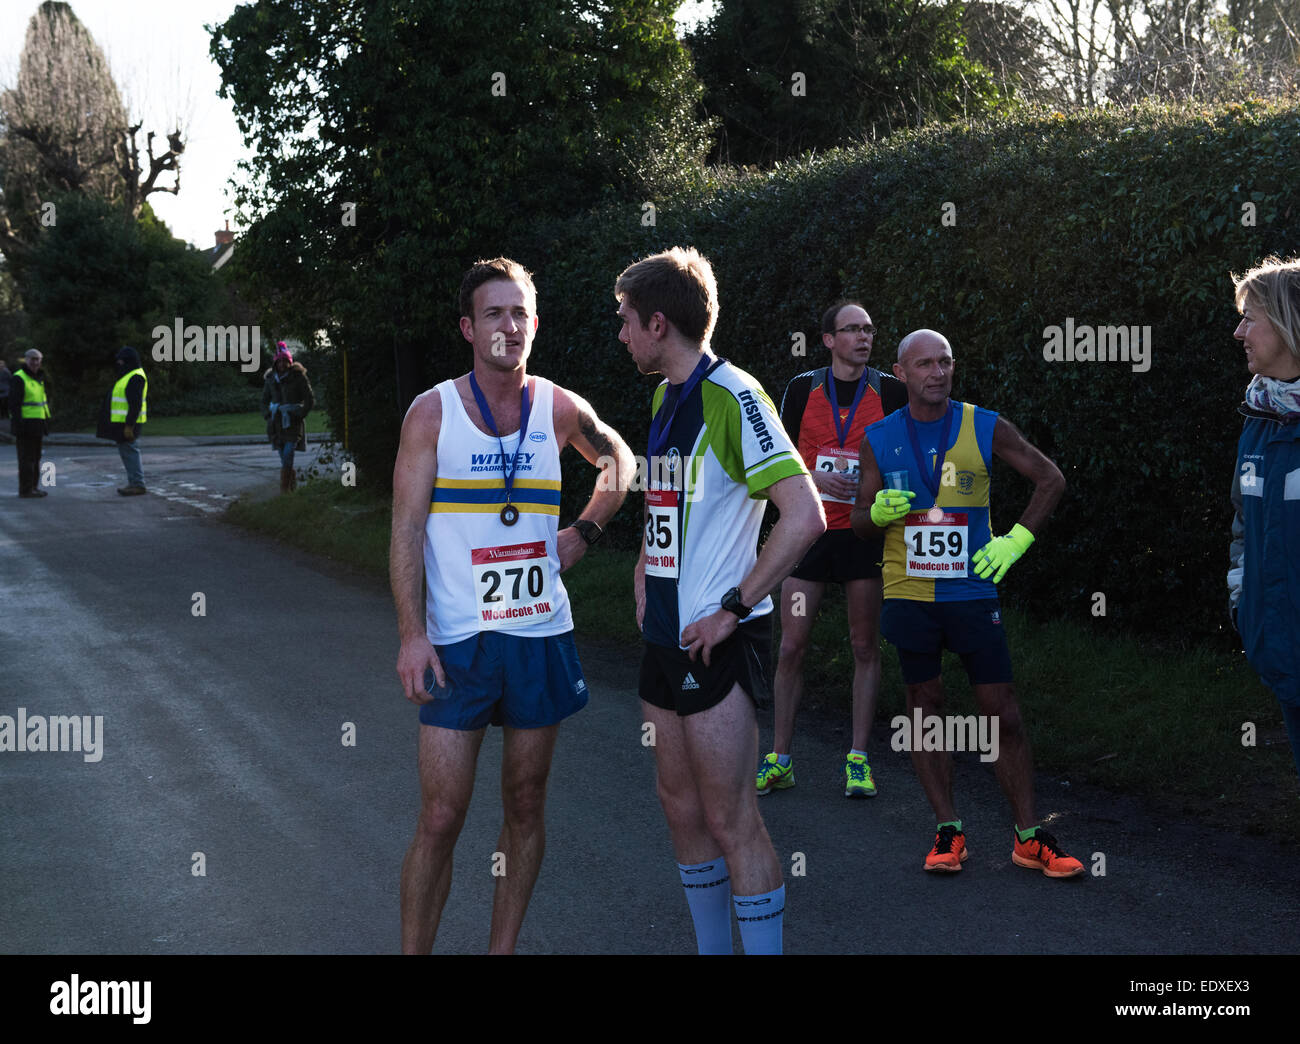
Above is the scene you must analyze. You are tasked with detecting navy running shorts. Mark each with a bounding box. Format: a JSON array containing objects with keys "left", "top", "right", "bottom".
[
  {"left": 419, "top": 630, "right": 588, "bottom": 730},
  {"left": 880, "top": 598, "right": 1014, "bottom": 685}
]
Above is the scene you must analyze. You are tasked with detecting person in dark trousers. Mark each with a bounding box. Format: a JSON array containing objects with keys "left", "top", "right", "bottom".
[
  {"left": 0, "top": 360, "right": 12, "bottom": 420},
  {"left": 262, "top": 342, "right": 315, "bottom": 494},
  {"left": 97, "top": 346, "right": 149, "bottom": 495},
  {"left": 10, "top": 349, "right": 51, "bottom": 498}
]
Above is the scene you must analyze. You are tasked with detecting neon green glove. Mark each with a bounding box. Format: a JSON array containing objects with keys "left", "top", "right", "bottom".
[
  {"left": 972, "top": 523, "right": 1035, "bottom": 583},
  {"left": 870, "top": 487, "right": 915, "bottom": 527}
]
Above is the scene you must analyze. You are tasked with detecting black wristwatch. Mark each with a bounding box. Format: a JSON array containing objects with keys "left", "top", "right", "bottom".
[
  {"left": 572, "top": 518, "right": 604, "bottom": 546},
  {"left": 721, "top": 585, "right": 752, "bottom": 619}
]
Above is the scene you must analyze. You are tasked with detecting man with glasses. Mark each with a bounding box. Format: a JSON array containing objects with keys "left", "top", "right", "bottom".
[{"left": 758, "top": 302, "right": 907, "bottom": 798}]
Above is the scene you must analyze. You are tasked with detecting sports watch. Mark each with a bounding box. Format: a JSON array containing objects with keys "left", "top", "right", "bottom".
[
  {"left": 721, "top": 586, "right": 752, "bottom": 619},
  {"left": 572, "top": 518, "right": 604, "bottom": 546}
]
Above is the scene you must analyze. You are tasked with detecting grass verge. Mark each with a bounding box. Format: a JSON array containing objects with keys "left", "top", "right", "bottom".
[
  {"left": 225, "top": 479, "right": 1299, "bottom": 837},
  {"left": 78, "top": 411, "right": 331, "bottom": 438},
  {"left": 225, "top": 477, "right": 389, "bottom": 575}
]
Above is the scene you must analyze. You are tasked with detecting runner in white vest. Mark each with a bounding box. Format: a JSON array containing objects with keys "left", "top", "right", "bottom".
[{"left": 390, "top": 257, "right": 634, "bottom": 954}]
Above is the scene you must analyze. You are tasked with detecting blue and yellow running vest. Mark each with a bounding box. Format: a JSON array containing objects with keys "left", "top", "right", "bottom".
[{"left": 863, "top": 400, "right": 998, "bottom": 602}]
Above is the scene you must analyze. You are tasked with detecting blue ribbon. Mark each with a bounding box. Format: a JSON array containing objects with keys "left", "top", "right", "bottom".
[
  {"left": 468, "top": 373, "right": 531, "bottom": 507},
  {"left": 825, "top": 367, "right": 868, "bottom": 448},
  {"left": 903, "top": 401, "right": 954, "bottom": 500},
  {"left": 647, "top": 355, "right": 712, "bottom": 462}
]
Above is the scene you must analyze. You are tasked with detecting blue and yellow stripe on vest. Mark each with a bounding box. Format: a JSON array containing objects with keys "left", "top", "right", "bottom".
[
  {"left": 867, "top": 400, "right": 998, "bottom": 603},
  {"left": 429, "top": 477, "right": 561, "bottom": 516}
]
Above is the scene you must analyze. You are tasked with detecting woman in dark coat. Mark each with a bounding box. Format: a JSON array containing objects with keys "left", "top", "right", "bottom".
[
  {"left": 1228, "top": 256, "right": 1300, "bottom": 777},
  {"left": 261, "top": 342, "right": 315, "bottom": 493}
]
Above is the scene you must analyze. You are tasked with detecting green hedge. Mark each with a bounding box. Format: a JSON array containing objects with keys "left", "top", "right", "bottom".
[{"left": 496, "top": 99, "right": 1299, "bottom": 644}]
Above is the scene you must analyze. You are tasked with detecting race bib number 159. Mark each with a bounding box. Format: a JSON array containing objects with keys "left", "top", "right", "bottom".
[{"left": 903, "top": 511, "right": 968, "bottom": 578}]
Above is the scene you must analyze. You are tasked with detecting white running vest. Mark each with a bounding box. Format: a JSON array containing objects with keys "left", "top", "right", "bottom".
[{"left": 424, "top": 376, "right": 572, "bottom": 644}]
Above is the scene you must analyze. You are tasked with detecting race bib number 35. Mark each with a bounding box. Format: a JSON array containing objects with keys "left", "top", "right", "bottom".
[
  {"left": 645, "top": 489, "right": 679, "bottom": 579},
  {"left": 472, "top": 541, "right": 554, "bottom": 628},
  {"left": 814, "top": 444, "right": 860, "bottom": 504},
  {"left": 903, "top": 511, "right": 968, "bottom": 578}
]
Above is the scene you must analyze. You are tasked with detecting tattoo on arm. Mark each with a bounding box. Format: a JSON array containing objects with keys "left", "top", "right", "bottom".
[{"left": 578, "top": 409, "right": 616, "bottom": 458}]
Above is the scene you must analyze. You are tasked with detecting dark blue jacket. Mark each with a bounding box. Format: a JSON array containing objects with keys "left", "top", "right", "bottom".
[
  {"left": 1229, "top": 400, "right": 1300, "bottom": 706},
  {"left": 96, "top": 347, "right": 146, "bottom": 443}
]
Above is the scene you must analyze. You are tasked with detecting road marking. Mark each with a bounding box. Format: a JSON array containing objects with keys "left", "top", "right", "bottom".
[{"left": 150, "top": 485, "right": 224, "bottom": 514}]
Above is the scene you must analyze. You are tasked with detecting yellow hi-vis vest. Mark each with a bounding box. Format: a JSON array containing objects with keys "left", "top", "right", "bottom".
[
  {"left": 110, "top": 368, "right": 147, "bottom": 424},
  {"left": 16, "top": 369, "right": 50, "bottom": 419}
]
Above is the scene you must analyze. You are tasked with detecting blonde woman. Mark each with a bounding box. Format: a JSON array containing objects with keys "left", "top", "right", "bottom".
[{"left": 1229, "top": 256, "right": 1300, "bottom": 777}]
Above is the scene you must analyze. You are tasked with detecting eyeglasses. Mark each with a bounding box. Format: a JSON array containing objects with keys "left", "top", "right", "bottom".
[{"left": 835, "top": 324, "right": 874, "bottom": 335}]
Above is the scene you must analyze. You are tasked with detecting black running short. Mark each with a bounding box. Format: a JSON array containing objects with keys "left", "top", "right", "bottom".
[
  {"left": 790, "top": 527, "right": 883, "bottom": 583},
  {"left": 639, "top": 614, "right": 772, "bottom": 716}
]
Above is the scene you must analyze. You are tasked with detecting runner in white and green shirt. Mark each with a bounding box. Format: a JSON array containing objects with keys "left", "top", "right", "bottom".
[{"left": 617, "top": 246, "right": 825, "bottom": 955}]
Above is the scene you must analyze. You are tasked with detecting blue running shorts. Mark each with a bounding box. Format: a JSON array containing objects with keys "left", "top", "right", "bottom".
[{"left": 419, "top": 630, "right": 588, "bottom": 730}]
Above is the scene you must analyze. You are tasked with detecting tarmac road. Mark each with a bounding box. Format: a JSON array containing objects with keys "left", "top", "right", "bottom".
[{"left": 0, "top": 439, "right": 1296, "bottom": 954}]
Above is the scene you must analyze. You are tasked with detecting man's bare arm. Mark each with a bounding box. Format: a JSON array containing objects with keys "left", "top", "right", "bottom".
[
  {"left": 390, "top": 389, "right": 444, "bottom": 700},
  {"left": 553, "top": 386, "right": 635, "bottom": 570},
  {"left": 555, "top": 386, "right": 635, "bottom": 518},
  {"left": 737, "top": 472, "right": 826, "bottom": 605},
  {"left": 680, "top": 471, "right": 825, "bottom": 664},
  {"left": 635, "top": 470, "right": 650, "bottom": 631},
  {"left": 991, "top": 416, "right": 1065, "bottom": 535},
  {"left": 635, "top": 538, "right": 648, "bottom": 631},
  {"left": 850, "top": 435, "right": 885, "bottom": 540}
]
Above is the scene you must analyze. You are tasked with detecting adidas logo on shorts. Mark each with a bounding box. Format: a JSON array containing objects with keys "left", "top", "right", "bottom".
[
  {"left": 682, "top": 672, "right": 700, "bottom": 691},
  {"left": 575, "top": 678, "right": 587, "bottom": 694}
]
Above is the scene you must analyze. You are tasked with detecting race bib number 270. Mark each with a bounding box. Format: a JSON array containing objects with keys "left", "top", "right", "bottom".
[{"left": 472, "top": 541, "right": 554, "bottom": 628}]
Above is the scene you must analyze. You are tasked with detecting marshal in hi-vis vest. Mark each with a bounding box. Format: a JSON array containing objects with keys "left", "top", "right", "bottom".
[
  {"left": 110, "top": 368, "right": 148, "bottom": 424},
  {"left": 16, "top": 369, "right": 50, "bottom": 420}
]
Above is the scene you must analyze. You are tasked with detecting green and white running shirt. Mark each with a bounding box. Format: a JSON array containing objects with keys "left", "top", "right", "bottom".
[{"left": 643, "top": 357, "right": 806, "bottom": 648}]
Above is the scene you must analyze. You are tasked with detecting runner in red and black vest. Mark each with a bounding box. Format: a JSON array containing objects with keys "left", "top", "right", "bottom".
[{"left": 756, "top": 301, "right": 908, "bottom": 798}]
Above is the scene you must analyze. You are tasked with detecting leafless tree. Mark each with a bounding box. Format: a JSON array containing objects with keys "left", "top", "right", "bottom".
[
  {"left": 1107, "top": 0, "right": 1300, "bottom": 100},
  {"left": 963, "top": 2, "right": 1060, "bottom": 102},
  {"left": 0, "top": 1, "right": 185, "bottom": 264},
  {"left": 1022, "top": 0, "right": 1300, "bottom": 105},
  {"left": 1034, "top": 0, "right": 1118, "bottom": 104}
]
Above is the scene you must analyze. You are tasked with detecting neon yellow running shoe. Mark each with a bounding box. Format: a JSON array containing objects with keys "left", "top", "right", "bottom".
[
  {"left": 844, "top": 753, "right": 876, "bottom": 798},
  {"left": 756, "top": 753, "right": 795, "bottom": 795}
]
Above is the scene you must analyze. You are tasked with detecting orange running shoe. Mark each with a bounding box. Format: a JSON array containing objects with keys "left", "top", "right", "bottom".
[
  {"left": 924, "top": 824, "right": 968, "bottom": 872},
  {"left": 1012, "top": 828, "right": 1085, "bottom": 878}
]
